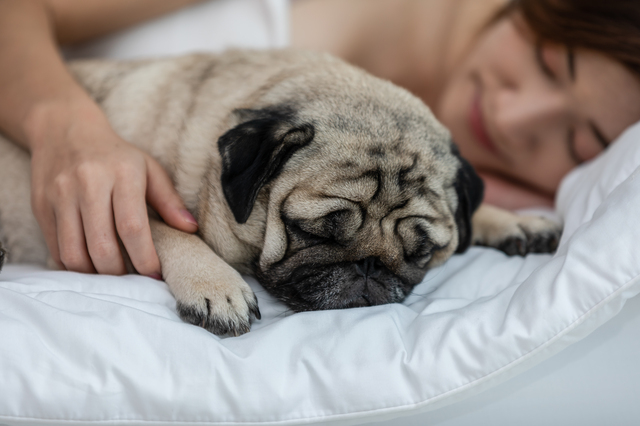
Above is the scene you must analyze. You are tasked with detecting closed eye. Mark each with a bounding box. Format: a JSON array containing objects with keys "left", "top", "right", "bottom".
[
  {"left": 323, "top": 209, "right": 351, "bottom": 235},
  {"left": 404, "top": 225, "right": 437, "bottom": 263},
  {"left": 284, "top": 217, "right": 332, "bottom": 247},
  {"left": 567, "top": 127, "right": 581, "bottom": 164},
  {"left": 535, "top": 43, "right": 555, "bottom": 80},
  {"left": 568, "top": 123, "right": 610, "bottom": 165},
  {"left": 536, "top": 43, "right": 575, "bottom": 83}
]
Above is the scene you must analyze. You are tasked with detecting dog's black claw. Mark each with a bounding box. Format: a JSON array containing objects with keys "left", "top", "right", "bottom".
[
  {"left": 248, "top": 293, "right": 261, "bottom": 320},
  {"left": 250, "top": 302, "right": 262, "bottom": 321},
  {"left": 0, "top": 244, "right": 6, "bottom": 271},
  {"left": 526, "top": 230, "right": 562, "bottom": 254},
  {"left": 176, "top": 299, "right": 253, "bottom": 337},
  {"left": 497, "top": 236, "right": 527, "bottom": 256},
  {"left": 495, "top": 228, "right": 562, "bottom": 257}
]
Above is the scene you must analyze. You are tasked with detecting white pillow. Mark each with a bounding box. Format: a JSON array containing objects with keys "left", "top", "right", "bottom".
[
  {"left": 63, "top": 0, "right": 289, "bottom": 60},
  {"left": 557, "top": 121, "right": 640, "bottom": 242},
  {"left": 1, "top": 123, "right": 640, "bottom": 426}
]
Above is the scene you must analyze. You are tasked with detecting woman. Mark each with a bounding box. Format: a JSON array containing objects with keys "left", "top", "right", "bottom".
[
  {"left": 0, "top": 0, "right": 639, "bottom": 277},
  {"left": 293, "top": 0, "right": 640, "bottom": 209}
]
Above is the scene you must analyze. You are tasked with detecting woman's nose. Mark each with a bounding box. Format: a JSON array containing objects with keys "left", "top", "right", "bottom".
[{"left": 494, "top": 88, "right": 569, "bottom": 150}]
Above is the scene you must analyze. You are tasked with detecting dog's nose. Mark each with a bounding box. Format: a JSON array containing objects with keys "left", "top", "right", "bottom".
[{"left": 354, "top": 257, "right": 383, "bottom": 279}]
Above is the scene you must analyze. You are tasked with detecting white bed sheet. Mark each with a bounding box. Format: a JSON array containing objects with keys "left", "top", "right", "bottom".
[
  {"left": 2, "top": 123, "right": 640, "bottom": 425},
  {"left": 373, "top": 292, "right": 640, "bottom": 426},
  {"left": 0, "top": 250, "right": 554, "bottom": 425}
]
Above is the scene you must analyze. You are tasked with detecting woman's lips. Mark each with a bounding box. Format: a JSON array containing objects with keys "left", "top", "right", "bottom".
[{"left": 469, "top": 90, "right": 498, "bottom": 154}]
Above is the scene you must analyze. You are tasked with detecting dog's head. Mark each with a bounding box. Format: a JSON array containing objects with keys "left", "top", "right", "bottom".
[{"left": 218, "top": 71, "right": 482, "bottom": 312}]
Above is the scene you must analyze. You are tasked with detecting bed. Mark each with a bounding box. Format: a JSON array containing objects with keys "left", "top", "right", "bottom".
[
  {"left": 1, "top": 116, "right": 640, "bottom": 425},
  {"left": 5, "top": 0, "right": 640, "bottom": 423}
]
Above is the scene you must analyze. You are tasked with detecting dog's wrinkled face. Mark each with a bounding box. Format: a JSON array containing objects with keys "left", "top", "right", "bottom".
[{"left": 219, "top": 97, "right": 482, "bottom": 312}]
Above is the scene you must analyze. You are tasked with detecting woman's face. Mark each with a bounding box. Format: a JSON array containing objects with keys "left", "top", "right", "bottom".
[{"left": 436, "top": 15, "right": 640, "bottom": 195}]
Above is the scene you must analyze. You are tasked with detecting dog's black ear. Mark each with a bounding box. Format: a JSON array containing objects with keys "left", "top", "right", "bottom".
[
  {"left": 451, "top": 145, "right": 484, "bottom": 254},
  {"left": 218, "top": 106, "right": 315, "bottom": 224}
]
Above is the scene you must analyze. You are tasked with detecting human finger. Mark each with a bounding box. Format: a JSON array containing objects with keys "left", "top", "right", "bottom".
[
  {"left": 32, "top": 197, "right": 64, "bottom": 269},
  {"left": 55, "top": 203, "right": 96, "bottom": 273},
  {"left": 145, "top": 157, "right": 198, "bottom": 233},
  {"left": 112, "top": 178, "right": 161, "bottom": 277},
  {"left": 79, "top": 188, "right": 127, "bottom": 275}
]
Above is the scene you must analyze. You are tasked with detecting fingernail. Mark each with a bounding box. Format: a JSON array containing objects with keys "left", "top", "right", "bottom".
[
  {"left": 148, "top": 272, "right": 162, "bottom": 281},
  {"left": 180, "top": 209, "right": 198, "bottom": 227}
]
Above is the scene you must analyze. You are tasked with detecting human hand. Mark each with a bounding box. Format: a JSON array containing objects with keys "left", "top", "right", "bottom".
[
  {"left": 27, "top": 102, "right": 198, "bottom": 276},
  {"left": 478, "top": 172, "right": 554, "bottom": 211}
]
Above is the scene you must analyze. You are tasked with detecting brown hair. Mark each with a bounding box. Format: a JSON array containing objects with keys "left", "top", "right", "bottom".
[{"left": 497, "top": 0, "right": 640, "bottom": 78}]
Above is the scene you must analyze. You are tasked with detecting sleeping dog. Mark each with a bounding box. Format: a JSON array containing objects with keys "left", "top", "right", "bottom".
[{"left": 0, "top": 50, "right": 561, "bottom": 335}]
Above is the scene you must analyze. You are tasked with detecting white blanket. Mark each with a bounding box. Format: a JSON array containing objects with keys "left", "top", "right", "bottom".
[{"left": 2, "top": 122, "right": 640, "bottom": 426}]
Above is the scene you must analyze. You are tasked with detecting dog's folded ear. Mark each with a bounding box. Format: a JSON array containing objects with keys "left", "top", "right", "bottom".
[
  {"left": 218, "top": 106, "right": 315, "bottom": 224},
  {"left": 451, "top": 146, "right": 484, "bottom": 254}
]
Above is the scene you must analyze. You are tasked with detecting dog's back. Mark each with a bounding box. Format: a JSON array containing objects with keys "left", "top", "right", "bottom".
[
  {"left": 0, "top": 136, "right": 48, "bottom": 265},
  {"left": 0, "top": 50, "right": 385, "bottom": 268}
]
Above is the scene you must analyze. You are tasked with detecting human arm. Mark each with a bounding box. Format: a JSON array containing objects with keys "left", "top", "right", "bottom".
[{"left": 0, "top": 0, "right": 202, "bottom": 276}]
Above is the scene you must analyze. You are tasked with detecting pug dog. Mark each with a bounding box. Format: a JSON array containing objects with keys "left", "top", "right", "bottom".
[{"left": 0, "top": 50, "right": 561, "bottom": 336}]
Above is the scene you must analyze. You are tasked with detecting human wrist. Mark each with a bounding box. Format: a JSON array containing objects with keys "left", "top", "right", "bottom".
[{"left": 22, "top": 91, "right": 107, "bottom": 153}]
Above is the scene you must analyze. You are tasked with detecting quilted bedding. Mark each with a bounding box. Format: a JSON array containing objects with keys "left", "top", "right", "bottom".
[{"left": 1, "top": 122, "right": 640, "bottom": 426}]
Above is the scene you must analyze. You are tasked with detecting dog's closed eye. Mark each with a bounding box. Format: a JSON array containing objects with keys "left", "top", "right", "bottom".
[
  {"left": 285, "top": 217, "right": 333, "bottom": 248},
  {"left": 398, "top": 219, "right": 438, "bottom": 266},
  {"left": 313, "top": 209, "right": 361, "bottom": 242},
  {"left": 286, "top": 207, "right": 363, "bottom": 243}
]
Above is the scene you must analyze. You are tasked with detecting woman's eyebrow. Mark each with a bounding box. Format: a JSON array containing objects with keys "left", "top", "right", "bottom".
[
  {"left": 589, "top": 121, "right": 610, "bottom": 148},
  {"left": 567, "top": 48, "right": 576, "bottom": 81}
]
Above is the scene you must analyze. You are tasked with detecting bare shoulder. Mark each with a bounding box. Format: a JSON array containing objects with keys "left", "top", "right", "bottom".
[
  {"left": 442, "top": 0, "right": 510, "bottom": 70},
  {"left": 290, "top": 0, "right": 456, "bottom": 58},
  {"left": 290, "top": 0, "right": 508, "bottom": 106}
]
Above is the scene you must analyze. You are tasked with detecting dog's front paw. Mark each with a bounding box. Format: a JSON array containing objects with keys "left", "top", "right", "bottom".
[
  {"left": 472, "top": 205, "right": 562, "bottom": 256},
  {"left": 491, "top": 216, "right": 562, "bottom": 256},
  {"left": 173, "top": 271, "right": 261, "bottom": 336}
]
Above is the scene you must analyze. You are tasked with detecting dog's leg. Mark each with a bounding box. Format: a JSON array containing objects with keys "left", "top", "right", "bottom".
[
  {"left": 471, "top": 204, "right": 562, "bottom": 256},
  {"left": 149, "top": 218, "right": 260, "bottom": 336}
]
